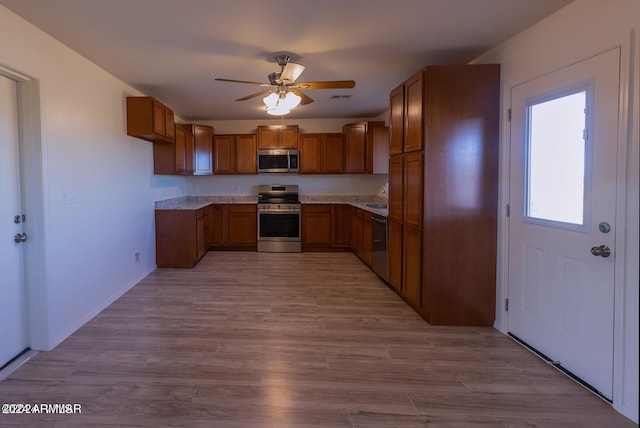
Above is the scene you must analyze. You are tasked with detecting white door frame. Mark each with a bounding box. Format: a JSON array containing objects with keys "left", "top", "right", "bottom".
[
  {"left": 496, "top": 37, "right": 638, "bottom": 419},
  {"left": 0, "top": 65, "right": 50, "bottom": 352}
]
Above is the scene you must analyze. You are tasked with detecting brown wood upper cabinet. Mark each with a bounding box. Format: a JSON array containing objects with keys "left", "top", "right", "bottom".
[
  {"left": 191, "top": 124, "right": 214, "bottom": 176},
  {"left": 152, "top": 123, "right": 213, "bottom": 176},
  {"left": 388, "top": 71, "right": 423, "bottom": 154},
  {"left": 389, "top": 85, "right": 404, "bottom": 156},
  {"left": 257, "top": 125, "right": 298, "bottom": 149},
  {"left": 127, "top": 96, "right": 174, "bottom": 143},
  {"left": 343, "top": 121, "right": 387, "bottom": 174},
  {"left": 299, "top": 133, "right": 344, "bottom": 174},
  {"left": 214, "top": 134, "right": 257, "bottom": 174}
]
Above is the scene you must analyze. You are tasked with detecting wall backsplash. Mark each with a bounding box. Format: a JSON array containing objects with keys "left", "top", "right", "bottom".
[{"left": 185, "top": 174, "right": 388, "bottom": 197}]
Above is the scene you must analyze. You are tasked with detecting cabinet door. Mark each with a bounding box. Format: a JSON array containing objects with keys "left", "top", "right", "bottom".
[
  {"left": 302, "top": 205, "right": 332, "bottom": 248},
  {"left": 227, "top": 205, "right": 257, "bottom": 246},
  {"left": 367, "top": 126, "right": 389, "bottom": 174},
  {"left": 280, "top": 125, "right": 299, "bottom": 149},
  {"left": 203, "top": 205, "right": 213, "bottom": 248},
  {"left": 351, "top": 209, "right": 364, "bottom": 259},
  {"left": 331, "top": 205, "right": 351, "bottom": 248},
  {"left": 175, "top": 124, "right": 193, "bottom": 174},
  {"left": 388, "top": 155, "right": 404, "bottom": 224},
  {"left": 196, "top": 209, "right": 206, "bottom": 259},
  {"left": 257, "top": 126, "right": 278, "bottom": 149},
  {"left": 403, "top": 151, "right": 423, "bottom": 230},
  {"left": 214, "top": 135, "right": 236, "bottom": 174},
  {"left": 299, "top": 134, "right": 323, "bottom": 173},
  {"left": 404, "top": 71, "right": 423, "bottom": 153},
  {"left": 236, "top": 134, "right": 257, "bottom": 174},
  {"left": 343, "top": 122, "right": 366, "bottom": 173},
  {"left": 164, "top": 107, "right": 175, "bottom": 140},
  {"left": 387, "top": 219, "right": 403, "bottom": 292},
  {"left": 389, "top": 85, "right": 404, "bottom": 155},
  {"left": 402, "top": 225, "right": 422, "bottom": 310},
  {"left": 152, "top": 99, "right": 165, "bottom": 137},
  {"left": 362, "top": 214, "right": 373, "bottom": 267},
  {"left": 324, "top": 133, "right": 344, "bottom": 174},
  {"left": 209, "top": 205, "right": 227, "bottom": 247},
  {"left": 193, "top": 125, "right": 213, "bottom": 175}
]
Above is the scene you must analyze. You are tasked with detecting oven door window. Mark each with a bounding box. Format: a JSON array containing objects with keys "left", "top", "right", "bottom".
[{"left": 259, "top": 213, "right": 300, "bottom": 239}]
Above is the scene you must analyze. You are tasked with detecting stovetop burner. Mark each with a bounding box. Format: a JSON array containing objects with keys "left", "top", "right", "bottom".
[{"left": 257, "top": 184, "right": 300, "bottom": 204}]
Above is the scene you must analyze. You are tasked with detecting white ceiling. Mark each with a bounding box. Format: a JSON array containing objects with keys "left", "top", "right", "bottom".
[{"left": 1, "top": 0, "right": 573, "bottom": 121}]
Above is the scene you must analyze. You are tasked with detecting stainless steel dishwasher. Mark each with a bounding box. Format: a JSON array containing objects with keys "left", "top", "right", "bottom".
[{"left": 370, "top": 213, "right": 388, "bottom": 282}]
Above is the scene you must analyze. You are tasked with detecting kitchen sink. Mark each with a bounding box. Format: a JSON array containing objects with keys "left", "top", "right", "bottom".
[{"left": 362, "top": 203, "right": 388, "bottom": 209}]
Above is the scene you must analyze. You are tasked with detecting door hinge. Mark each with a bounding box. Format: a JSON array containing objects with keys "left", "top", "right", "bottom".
[
  {"left": 508, "top": 108, "right": 512, "bottom": 122},
  {"left": 506, "top": 204, "right": 511, "bottom": 217},
  {"left": 583, "top": 128, "right": 588, "bottom": 141},
  {"left": 505, "top": 298, "right": 509, "bottom": 312}
]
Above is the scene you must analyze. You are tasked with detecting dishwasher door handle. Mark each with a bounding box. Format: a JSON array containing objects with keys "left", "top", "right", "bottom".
[{"left": 370, "top": 216, "right": 387, "bottom": 225}]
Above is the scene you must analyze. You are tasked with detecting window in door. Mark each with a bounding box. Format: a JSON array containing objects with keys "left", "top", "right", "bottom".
[{"left": 524, "top": 86, "right": 590, "bottom": 230}]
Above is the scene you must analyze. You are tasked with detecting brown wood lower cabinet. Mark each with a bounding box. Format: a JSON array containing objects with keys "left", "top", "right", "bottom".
[
  {"left": 387, "top": 219, "right": 403, "bottom": 292},
  {"left": 209, "top": 204, "right": 257, "bottom": 249},
  {"left": 155, "top": 208, "right": 208, "bottom": 268},
  {"left": 302, "top": 205, "right": 332, "bottom": 249},
  {"left": 402, "top": 225, "right": 422, "bottom": 310},
  {"left": 302, "top": 204, "right": 352, "bottom": 251}
]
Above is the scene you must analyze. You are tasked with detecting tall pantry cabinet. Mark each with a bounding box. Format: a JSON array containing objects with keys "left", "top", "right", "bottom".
[{"left": 388, "top": 64, "right": 500, "bottom": 326}]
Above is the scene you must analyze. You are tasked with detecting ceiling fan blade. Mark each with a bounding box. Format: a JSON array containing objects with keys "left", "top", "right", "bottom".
[
  {"left": 290, "top": 89, "right": 314, "bottom": 105},
  {"left": 280, "top": 62, "right": 306, "bottom": 84},
  {"left": 295, "top": 80, "right": 356, "bottom": 89},
  {"left": 236, "top": 89, "right": 273, "bottom": 101},
  {"left": 215, "top": 78, "right": 269, "bottom": 86}
]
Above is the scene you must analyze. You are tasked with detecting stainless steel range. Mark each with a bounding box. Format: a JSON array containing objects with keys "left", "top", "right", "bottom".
[{"left": 257, "top": 184, "right": 301, "bottom": 253}]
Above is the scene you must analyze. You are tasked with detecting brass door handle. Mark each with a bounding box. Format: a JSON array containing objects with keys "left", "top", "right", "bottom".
[{"left": 590, "top": 245, "right": 611, "bottom": 258}]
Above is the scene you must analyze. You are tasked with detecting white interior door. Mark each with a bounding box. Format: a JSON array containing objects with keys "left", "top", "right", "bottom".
[
  {"left": 0, "top": 74, "right": 28, "bottom": 368},
  {"left": 508, "top": 48, "right": 620, "bottom": 400}
]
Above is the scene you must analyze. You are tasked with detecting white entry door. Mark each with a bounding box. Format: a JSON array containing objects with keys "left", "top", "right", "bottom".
[
  {"left": 508, "top": 48, "right": 620, "bottom": 400},
  {"left": 0, "top": 74, "right": 28, "bottom": 368}
]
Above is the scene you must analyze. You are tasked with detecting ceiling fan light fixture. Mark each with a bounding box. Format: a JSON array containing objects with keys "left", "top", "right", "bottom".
[{"left": 263, "top": 91, "right": 301, "bottom": 115}]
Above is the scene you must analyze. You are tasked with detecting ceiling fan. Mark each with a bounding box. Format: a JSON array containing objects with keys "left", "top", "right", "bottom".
[{"left": 215, "top": 55, "right": 355, "bottom": 114}]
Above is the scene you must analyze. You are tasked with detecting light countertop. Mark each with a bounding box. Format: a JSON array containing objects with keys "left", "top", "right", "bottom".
[{"left": 155, "top": 195, "right": 388, "bottom": 216}]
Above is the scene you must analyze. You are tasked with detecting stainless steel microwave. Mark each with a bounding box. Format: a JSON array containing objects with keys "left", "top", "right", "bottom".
[{"left": 257, "top": 149, "right": 299, "bottom": 173}]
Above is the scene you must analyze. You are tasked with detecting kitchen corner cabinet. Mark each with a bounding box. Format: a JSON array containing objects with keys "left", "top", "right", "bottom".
[
  {"left": 214, "top": 134, "right": 257, "bottom": 174},
  {"left": 153, "top": 123, "right": 213, "bottom": 176},
  {"left": 155, "top": 208, "right": 208, "bottom": 268},
  {"left": 153, "top": 123, "right": 193, "bottom": 175},
  {"left": 127, "top": 96, "right": 174, "bottom": 143},
  {"left": 299, "top": 133, "right": 344, "bottom": 174},
  {"left": 343, "top": 121, "right": 386, "bottom": 174},
  {"left": 257, "top": 125, "right": 298, "bottom": 149},
  {"left": 387, "top": 64, "right": 500, "bottom": 326}
]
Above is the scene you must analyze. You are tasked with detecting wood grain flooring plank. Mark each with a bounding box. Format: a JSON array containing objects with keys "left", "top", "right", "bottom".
[{"left": 0, "top": 251, "right": 634, "bottom": 427}]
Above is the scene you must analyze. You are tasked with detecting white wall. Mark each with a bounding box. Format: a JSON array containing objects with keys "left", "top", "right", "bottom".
[
  {"left": 0, "top": 6, "right": 185, "bottom": 349},
  {"left": 473, "top": 0, "right": 639, "bottom": 422}
]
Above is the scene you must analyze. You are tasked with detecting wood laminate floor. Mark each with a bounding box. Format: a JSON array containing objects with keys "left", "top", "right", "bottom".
[{"left": 0, "top": 252, "right": 634, "bottom": 427}]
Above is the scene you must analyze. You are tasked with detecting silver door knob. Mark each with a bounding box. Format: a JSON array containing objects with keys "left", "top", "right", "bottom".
[
  {"left": 590, "top": 245, "right": 611, "bottom": 258},
  {"left": 14, "top": 233, "right": 27, "bottom": 243}
]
